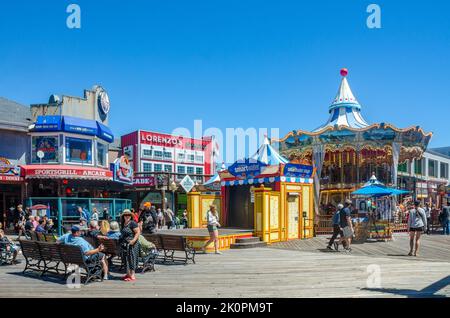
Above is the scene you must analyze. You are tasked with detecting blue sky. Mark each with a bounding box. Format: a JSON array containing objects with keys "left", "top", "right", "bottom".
[{"left": 0, "top": 0, "right": 449, "bottom": 149}]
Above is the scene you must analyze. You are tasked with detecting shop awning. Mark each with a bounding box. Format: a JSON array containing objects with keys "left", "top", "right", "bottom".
[
  {"left": 96, "top": 122, "right": 114, "bottom": 143},
  {"left": 34, "top": 115, "right": 62, "bottom": 131},
  {"left": 62, "top": 116, "right": 98, "bottom": 136},
  {"left": 20, "top": 165, "right": 113, "bottom": 181},
  {"left": 221, "top": 176, "right": 313, "bottom": 186}
]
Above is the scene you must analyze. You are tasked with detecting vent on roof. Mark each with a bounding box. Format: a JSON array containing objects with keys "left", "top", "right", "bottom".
[{"left": 48, "top": 94, "right": 60, "bottom": 104}]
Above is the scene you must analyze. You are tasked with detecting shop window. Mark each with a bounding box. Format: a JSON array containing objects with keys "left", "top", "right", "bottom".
[
  {"left": 97, "top": 142, "right": 108, "bottom": 167},
  {"left": 65, "top": 137, "right": 92, "bottom": 164},
  {"left": 31, "top": 135, "right": 59, "bottom": 163},
  {"left": 143, "top": 162, "right": 152, "bottom": 172},
  {"left": 164, "top": 165, "right": 173, "bottom": 173},
  {"left": 154, "top": 164, "right": 162, "bottom": 172},
  {"left": 441, "top": 162, "right": 449, "bottom": 179},
  {"left": 163, "top": 151, "right": 172, "bottom": 159}
]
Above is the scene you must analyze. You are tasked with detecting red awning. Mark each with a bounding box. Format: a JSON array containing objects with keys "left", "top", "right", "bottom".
[{"left": 20, "top": 165, "right": 113, "bottom": 181}]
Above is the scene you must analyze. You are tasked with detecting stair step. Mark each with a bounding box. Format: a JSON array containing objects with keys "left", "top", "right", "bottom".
[
  {"left": 230, "top": 241, "right": 267, "bottom": 249},
  {"left": 235, "top": 237, "right": 261, "bottom": 243}
]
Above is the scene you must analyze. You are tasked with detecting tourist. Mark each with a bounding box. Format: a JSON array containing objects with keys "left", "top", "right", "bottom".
[
  {"left": 138, "top": 202, "right": 152, "bottom": 228},
  {"left": 157, "top": 208, "right": 164, "bottom": 229},
  {"left": 77, "top": 206, "right": 90, "bottom": 221},
  {"left": 57, "top": 225, "right": 109, "bottom": 280},
  {"left": 407, "top": 200, "right": 427, "bottom": 256},
  {"left": 340, "top": 199, "right": 354, "bottom": 252},
  {"left": 182, "top": 209, "right": 189, "bottom": 228},
  {"left": 440, "top": 203, "right": 450, "bottom": 235},
  {"left": 0, "top": 229, "right": 20, "bottom": 264},
  {"left": 16, "top": 210, "right": 26, "bottom": 240},
  {"left": 90, "top": 208, "right": 99, "bottom": 222},
  {"left": 106, "top": 221, "right": 121, "bottom": 240},
  {"left": 45, "top": 218, "right": 55, "bottom": 234},
  {"left": 138, "top": 234, "right": 157, "bottom": 257},
  {"left": 100, "top": 220, "right": 110, "bottom": 236},
  {"left": 424, "top": 203, "right": 432, "bottom": 234},
  {"left": 164, "top": 208, "right": 175, "bottom": 229},
  {"left": 35, "top": 219, "right": 47, "bottom": 233},
  {"left": 327, "top": 203, "right": 345, "bottom": 251},
  {"left": 119, "top": 209, "right": 140, "bottom": 281},
  {"left": 24, "top": 216, "right": 34, "bottom": 233},
  {"left": 201, "top": 205, "right": 221, "bottom": 254},
  {"left": 86, "top": 220, "right": 101, "bottom": 239},
  {"left": 102, "top": 208, "right": 111, "bottom": 221},
  {"left": 131, "top": 208, "right": 139, "bottom": 223},
  {"left": 32, "top": 216, "right": 39, "bottom": 230}
]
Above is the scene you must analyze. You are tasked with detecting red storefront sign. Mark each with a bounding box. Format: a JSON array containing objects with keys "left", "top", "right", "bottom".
[
  {"left": 20, "top": 165, "right": 113, "bottom": 180},
  {"left": 140, "top": 131, "right": 207, "bottom": 150},
  {"left": 132, "top": 176, "right": 155, "bottom": 187},
  {"left": 0, "top": 175, "right": 22, "bottom": 182}
]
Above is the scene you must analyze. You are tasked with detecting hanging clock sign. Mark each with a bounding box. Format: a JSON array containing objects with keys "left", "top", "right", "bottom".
[{"left": 98, "top": 88, "right": 110, "bottom": 116}]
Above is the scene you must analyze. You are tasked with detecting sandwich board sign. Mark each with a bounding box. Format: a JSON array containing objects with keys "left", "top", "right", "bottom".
[{"left": 180, "top": 175, "right": 195, "bottom": 193}]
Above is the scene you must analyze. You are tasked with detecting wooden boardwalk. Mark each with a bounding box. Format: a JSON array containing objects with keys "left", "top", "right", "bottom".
[{"left": 0, "top": 234, "right": 449, "bottom": 298}]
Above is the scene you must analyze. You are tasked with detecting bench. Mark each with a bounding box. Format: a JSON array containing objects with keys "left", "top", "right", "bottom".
[
  {"left": 19, "top": 240, "right": 103, "bottom": 285},
  {"left": 143, "top": 234, "right": 195, "bottom": 265},
  {"left": 96, "top": 236, "right": 123, "bottom": 269}
]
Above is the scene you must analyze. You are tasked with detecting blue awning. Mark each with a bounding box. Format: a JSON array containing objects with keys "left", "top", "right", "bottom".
[
  {"left": 96, "top": 122, "right": 114, "bottom": 143},
  {"left": 62, "top": 116, "right": 98, "bottom": 136},
  {"left": 34, "top": 116, "right": 62, "bottom": 131}
]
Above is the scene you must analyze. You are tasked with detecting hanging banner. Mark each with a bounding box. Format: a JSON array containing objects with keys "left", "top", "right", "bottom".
[
  {"left": 283, "top": 163, "right": 314, "bottom": 178},
  {"left": 228, "top": 159, "right": 267, "bottom": 179}
]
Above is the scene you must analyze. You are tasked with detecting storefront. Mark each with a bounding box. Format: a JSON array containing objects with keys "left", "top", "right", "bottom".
[{"left": 0, "top": 158, "right": 24, "bottom": 228}]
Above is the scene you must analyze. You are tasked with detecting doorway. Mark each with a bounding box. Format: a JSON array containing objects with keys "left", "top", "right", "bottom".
[
  {"left": 287, "top": 193, "right": 300, "bottom": 239},
  {"left": 227, "top": 185, "right": 254, "bottom": 229}
]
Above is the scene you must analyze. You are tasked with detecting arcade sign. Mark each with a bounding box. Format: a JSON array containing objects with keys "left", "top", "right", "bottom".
[
  {"left": 283, "top": 163, "right": 314, "bottom": 178},
  {"left": 132, "top": 176, "right": 155, "bottom": 187},
  {"left": 228, "top": 159, "right": 267, "bottom": 179}
]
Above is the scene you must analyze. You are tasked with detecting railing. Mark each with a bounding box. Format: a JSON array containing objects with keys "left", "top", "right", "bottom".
[{"left": 27, "top": 197, "right": 132, "bottom": 236}]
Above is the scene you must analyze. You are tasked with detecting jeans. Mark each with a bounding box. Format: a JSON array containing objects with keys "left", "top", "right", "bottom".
[{"left": 443, "top": 220, "right": 450, "bottom": 235}]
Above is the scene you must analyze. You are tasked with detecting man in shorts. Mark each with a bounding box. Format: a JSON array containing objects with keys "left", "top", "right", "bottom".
[{"left": 340, "top": 199, "right": 354, "bottom": 252}]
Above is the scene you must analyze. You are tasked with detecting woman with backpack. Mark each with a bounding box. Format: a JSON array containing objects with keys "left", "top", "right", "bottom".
[{"left": 407, "top": 200, "right": 427, "bottom": 257}]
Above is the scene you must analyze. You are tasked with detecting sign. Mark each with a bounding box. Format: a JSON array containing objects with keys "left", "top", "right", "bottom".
[
  {"left": 180, "top": 175, "right": 195, "bottom": 193},
  {"left": 37, "top": 151, "right": 45, "bottom": 159},
  {"left": 98, "top": 89, "right": 110, "bottom": 115},
  {"left": 111, "top": 156, "right": 133, "bottom": 184},
  {"left": 139, "top": 131, "right": 208, "bottom": 150},
  {"left": 23, "top": 166, "right": 113, "bottom": 180},
  {"left": 132, "top": 176, "right": 155, "bottom": 187},
  {"left": 283, "top": 163, "right": 314, "bottom": 178},
  {"left": 0, "top": 158, "right": 22, "bottom": 181},
  {"left": 228, "top": 159, "right": 267, "bottom": 178},
  {"left": 32, "top": 136, "right": 59, "bottom": 163}
]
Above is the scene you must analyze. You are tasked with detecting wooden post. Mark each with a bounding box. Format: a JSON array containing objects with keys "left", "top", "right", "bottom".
[
  {"left": 187, "top": 191, "right": 201, "bottom": 228},
  {"left": 254, "top": 185, "right": 272, "bottom": 243}
]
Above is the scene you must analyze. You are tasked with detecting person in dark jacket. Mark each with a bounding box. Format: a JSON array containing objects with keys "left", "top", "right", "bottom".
[{"left": 440, "top": 204, "right": 450, "bottom": 235}]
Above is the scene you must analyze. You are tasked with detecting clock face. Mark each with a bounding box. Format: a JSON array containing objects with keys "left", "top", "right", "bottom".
[{"left": 98, "top": 90, "right": 110, "bottom": 115}]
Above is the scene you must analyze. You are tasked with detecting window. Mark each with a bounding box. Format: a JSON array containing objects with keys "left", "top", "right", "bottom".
[
  {"left": 143, "top": 162, "right": 152, "bottom": 172},
  {"left": 196, "top": 167, "right": 203, "bottom": 175},
  {"left": 97, "top": 142, "right": 108, "bottom": 167},
  {"left": 398, "top": 162, "right": 408, "bottom": 173},
  {"left": 164, "top": 165, "right": 173, "bottom": 173},
  {"left": 428, "top": 159, "right": 438, "bottom": 177},
  {"left": 414, "top": 159, "right": 424, "bottom": 175},
  {"left": 177, "top": 166, "right": 185, "bottom": 174},
  {"left": 154, "top": 150, "right": 163, "bottom": 159},
  {"left": 441, "top": 162, "right": 449, "bottom": 179},
  {"left": 187, "top": 166, "right": 194, "bottom": 174},
  {"left": 143, "top": 149, "right": 152, "bottom": 157},
  {"left": 163, "top": 151, "right": 172, "bottom": 159},
  {"left": 188, "top": 154, "right": 195, "bottom": 162},
  {"left": 178, "top": 153, "right": 185, "bottom": 161},
  {"left": 32, "top": 135, "right": 59, "bottom": 163},
  {"left": 154, "top": 164, "right": 162, "bottom": 172},
  {"left": 65, "top": 137, "right": 92, "bottom": 164},
  {"left": 195, "top": 154, "right": 204, "bottom": 162}
]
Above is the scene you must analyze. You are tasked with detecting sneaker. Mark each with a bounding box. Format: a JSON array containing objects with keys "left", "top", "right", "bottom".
[
  {"left": 326, "top": 245, "right": 333, "bottom": 250},
  {"left": 215, "top": 251, "right": 222, "bottom": 254},
  {"left": 344, "top": 247, "right": 352, "bottom": 253}
]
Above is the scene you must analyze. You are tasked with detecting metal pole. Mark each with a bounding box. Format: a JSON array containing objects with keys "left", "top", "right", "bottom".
[{"left": 57, "top": 198, "right": 63, "bottom": 236}]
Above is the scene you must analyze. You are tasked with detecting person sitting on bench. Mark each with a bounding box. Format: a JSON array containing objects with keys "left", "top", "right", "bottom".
[
  {"left": 57, "top": 225, "right": 110, "bottom": 280},
  {"left": 0, "top": 229, "right": 20, "bottom": 264}
]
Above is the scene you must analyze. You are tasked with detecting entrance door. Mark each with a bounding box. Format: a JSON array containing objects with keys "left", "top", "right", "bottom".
[{"left": 287, "top": 194, "right": 300, "bottom": 239}]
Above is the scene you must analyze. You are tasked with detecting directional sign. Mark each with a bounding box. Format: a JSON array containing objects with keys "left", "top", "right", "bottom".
[{"left": 180, "top": 175, "right": 195, "bottom": 193}]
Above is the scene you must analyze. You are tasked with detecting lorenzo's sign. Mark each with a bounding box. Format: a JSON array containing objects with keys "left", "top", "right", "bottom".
[
  {"left": 228, "top": 159, "right": 267, "bottom": 178},
  {"left": 283, "top": 163, "right": 314, "bottom": 178}
]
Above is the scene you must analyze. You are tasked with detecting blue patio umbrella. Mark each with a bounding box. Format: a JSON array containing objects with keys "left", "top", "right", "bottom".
[{"left": 352, "top": 174, "right": 410, "bottom": 197}]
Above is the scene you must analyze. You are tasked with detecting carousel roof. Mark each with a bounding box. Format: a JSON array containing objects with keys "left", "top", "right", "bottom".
[
  {"left": 251, "top": 135, "right": 289, "bottom": 165},
  {"left": 313, "top": 68, "right": 370, "bottom": 131}
]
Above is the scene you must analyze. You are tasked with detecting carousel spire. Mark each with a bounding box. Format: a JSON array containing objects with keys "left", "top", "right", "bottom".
[
  {"left": 313, "top": 68, "right": 370, "bottom": 131},
  {"left": 251, "top": 135, "right": 289, "bottom": 165}
]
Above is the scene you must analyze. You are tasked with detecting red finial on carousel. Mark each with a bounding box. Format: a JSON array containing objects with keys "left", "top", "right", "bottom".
[{"left": 340, "top": 68, "right": 348, "bottom": 77}]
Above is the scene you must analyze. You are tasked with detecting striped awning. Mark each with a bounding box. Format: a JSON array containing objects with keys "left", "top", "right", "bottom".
[{"left": 221, "top": 176, "right": 313, "bottom": 187}]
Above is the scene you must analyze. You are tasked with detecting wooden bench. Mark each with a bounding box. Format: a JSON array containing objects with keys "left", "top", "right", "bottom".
[
  {"left": 143, "top": 234, "right": 195, "bottom": 265},
  {"left": 19, "top": 240, "right": 104, "bottom": 285},
  {"left": 96, "top": 237, "right": 123, "bottom": 269}
]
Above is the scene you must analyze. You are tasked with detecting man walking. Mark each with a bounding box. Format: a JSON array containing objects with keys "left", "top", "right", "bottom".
[
  {"left": 424, "top": 203, "right": 432, "bottom": 234},
  {"left": 327, "top": 204, "right": 346, "bottom": 251},
  {"left": 340, "top": 199, "right": 354, "bottom": 252},
  {"left": 441, "top": 203, "right": 450, "bottom": 235}
]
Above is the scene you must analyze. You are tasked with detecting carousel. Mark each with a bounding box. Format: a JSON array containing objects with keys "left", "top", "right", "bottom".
[{"left": 274, "top": 68, "right": 432, "bottom": 221}]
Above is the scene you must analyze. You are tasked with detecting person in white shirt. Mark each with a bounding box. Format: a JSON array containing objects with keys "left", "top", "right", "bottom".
[
  {"left": 407, "top": 200, "right": 427, "bottom": 257},
  {"left": 201, "top": 205, "right": 221, "bottom": 254},
  {"left": 90, "top": 208, "right": 99, "bottom": 222}
]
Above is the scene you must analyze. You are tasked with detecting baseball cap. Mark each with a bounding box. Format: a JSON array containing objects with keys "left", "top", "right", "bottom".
[{"left": 71, "top": 225, "right": 81, "bottom": 232}]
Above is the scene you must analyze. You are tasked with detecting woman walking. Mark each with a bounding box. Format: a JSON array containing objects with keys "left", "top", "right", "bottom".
[
  {"left": 201, "top": 205, "right": 221, "bottom": 254},
  {"left": 119, "top": 209, "right": 141, "bottom": 281},
  {"left": 407, "top": 201, "right": 427, "bottom": 257}
]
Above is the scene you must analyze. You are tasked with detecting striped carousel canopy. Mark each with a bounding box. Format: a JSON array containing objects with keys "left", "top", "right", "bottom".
[
  {"left": 251, "top": 135, "right": 289, "bottom": 165},
  {"left": 314, "top": 68, "right": 370, "bottom": 131}
]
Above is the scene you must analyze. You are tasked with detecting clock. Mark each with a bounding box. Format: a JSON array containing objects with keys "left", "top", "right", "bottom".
[{"left": 98, "top": 88, "right": 110, "bottom": 116}]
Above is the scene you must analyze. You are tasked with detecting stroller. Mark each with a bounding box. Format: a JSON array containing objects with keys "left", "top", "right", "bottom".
[{"left": 0, "top": 241, "right": 15, "bottom": 265}]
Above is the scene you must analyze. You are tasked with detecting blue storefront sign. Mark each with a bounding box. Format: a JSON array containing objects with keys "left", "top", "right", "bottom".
[
  {"left": 228, "top": 159, "right": 267, "bottom": 178},
  {"left": 283, "top": 163, "right": 314, "bottom": 178}
]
